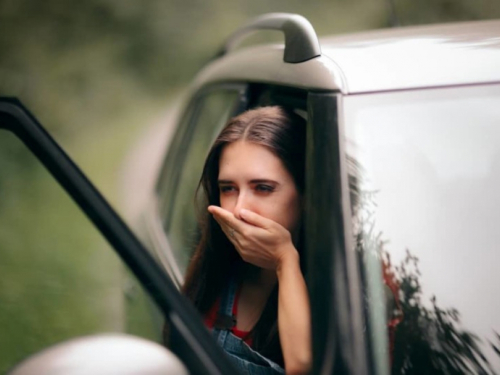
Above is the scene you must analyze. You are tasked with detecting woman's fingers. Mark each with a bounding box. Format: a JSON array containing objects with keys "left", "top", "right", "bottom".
[
  {"left": 209, "top": 205, "right": 277, "bottom": 233},
  {"left": 208, "top": 206, "right": 245, "bottom": 233},
  {"left": 211, "top": 214, "right": 231, "bottom": 236},
  {"left": 208, "top": 207, "right": 248, "bottom": 256},
  {"left": 239, "top": 209, "right": 273, "bottom": 229},
  {"left": 208, "top": 205, "right": 295, "bottom": 269}
]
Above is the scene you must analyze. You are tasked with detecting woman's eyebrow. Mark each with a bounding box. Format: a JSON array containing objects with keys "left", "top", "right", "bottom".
[
  {"left": 218, "top": 179, "right": 280, "bottom": 184},
  {"left": 249, "top": 179, "right": 279, "bottom": 185}
]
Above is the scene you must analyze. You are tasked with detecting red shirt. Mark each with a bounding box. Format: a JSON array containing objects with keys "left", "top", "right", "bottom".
[{"left": 205, "top": 285, "right": 253, "bottom": 346}]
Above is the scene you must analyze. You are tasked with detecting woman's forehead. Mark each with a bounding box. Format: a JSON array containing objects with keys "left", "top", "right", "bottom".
[{"left": 218, "top": 141, "right": 289, "bottom": 179}]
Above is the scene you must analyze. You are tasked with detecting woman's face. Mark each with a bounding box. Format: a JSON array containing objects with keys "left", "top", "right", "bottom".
[{"left": 218, "top": 141, "right": 302, "bottom": 235}]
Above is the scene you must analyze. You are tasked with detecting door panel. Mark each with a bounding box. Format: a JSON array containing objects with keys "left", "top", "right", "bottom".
[{"left": 344, "top": 84, "right": 500, "bottom": 374}]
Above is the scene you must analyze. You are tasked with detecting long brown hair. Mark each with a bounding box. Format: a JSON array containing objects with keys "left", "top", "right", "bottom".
[{"left": 182, "top": 106, "right": 306, "bottom": 366}]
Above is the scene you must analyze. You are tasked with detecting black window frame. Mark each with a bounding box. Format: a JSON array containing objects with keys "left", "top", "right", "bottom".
[{"left": 306, "top": 91, "right": 371, "bottom": 374}]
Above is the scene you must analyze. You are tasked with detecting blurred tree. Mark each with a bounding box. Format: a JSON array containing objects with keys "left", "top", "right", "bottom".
[
  {"left": 393, "top": 0, "right": 499, "bottom": 26},
  {"left": 3, "top": 0, "right": 498, "bottom": 135}
]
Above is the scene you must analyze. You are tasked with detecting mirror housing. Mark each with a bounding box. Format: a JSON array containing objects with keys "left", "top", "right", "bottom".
[{"left": 8, "top": 334, "right": 189, "bottom": 375}]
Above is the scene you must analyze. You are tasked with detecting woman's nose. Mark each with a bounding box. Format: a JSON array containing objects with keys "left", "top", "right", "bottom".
[{"left": 233, "top": 191, "right": 249, "bottom": 219}]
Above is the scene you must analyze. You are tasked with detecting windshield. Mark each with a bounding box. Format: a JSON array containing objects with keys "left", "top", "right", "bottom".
[{"left": 343, "top": 84, "right": 500, "bottom": 374}]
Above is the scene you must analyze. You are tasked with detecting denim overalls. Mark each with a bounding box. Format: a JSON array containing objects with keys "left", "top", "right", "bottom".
[{"left": 212, "top": 279, "right": 285, "bottom": 375}]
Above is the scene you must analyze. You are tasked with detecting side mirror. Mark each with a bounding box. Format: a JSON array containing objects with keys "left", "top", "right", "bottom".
[{"left": 8, "top": 334, "right": 189, "bottom": 375}]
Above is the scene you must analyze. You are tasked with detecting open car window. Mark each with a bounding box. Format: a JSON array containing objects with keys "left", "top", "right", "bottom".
[
  {"left": 159, "top": 87, "right": 246, "bottom": 277},
  {"left": 155, "top": 83, "right": 308, "bottom": 282}
]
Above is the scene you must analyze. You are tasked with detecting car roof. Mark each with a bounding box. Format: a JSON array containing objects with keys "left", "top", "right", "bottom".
[
  {"left": 321, "top": 19, "right": 500, "bottom": 93},
  {"left": 193, "top": 19, "right": 500, "bottom": 95}
]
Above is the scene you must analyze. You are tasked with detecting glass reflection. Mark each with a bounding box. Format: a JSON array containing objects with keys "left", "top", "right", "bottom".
[{"left": 345, "top": 84, "right": 500, "bottom": 373}]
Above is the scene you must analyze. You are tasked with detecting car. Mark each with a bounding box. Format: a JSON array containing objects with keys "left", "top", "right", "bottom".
[
  {"left": 136, "top": 13, "right": 500, "bottom": 374},
  {"left": 1, "top": 12, "right": 500, "bottom": 375}
]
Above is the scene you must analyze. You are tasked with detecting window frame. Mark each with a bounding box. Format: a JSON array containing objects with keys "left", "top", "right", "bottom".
[
  {"left": 156, "top": 83, "right": 249, "bottom": 222},
  {"left": 306, "top": 91, "right": 371, "bottom": 374},
  {"left": 148, "top": 83, "right": 248, "bottom": 286}
]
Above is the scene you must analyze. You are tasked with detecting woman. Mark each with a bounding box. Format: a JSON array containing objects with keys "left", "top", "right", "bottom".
[{"left": 183, "top": 106, "right": 311, "bottom": 374}]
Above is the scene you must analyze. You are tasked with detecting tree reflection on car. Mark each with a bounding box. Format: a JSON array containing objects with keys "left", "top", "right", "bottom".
[{"left": 350, "top": 156, "right": 500, "bottom": 374}]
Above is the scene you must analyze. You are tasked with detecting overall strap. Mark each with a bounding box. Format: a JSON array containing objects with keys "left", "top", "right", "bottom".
[{"left": 212, "top": 278, "right": 237, "bottom": 347}]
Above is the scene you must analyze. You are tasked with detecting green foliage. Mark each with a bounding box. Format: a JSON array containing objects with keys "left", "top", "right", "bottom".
[
  {"left": 0, "top": 133, "right": 117, "bottom": 372},
  {"left": 392, "top": 0, "right": 499, "bottom": 26}
]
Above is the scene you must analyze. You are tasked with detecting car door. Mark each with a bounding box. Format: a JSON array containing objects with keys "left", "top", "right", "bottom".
[
  {"left": 0, "top": 99, "right": 237, "bottom": 374},
  {"left": 342, "top": 83, "right": 500, "bottom": 374}
]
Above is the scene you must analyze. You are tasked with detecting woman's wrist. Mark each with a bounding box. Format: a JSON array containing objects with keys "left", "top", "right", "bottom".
[{"left": 276, "top": 245, "right": 300, "bottom": 277}]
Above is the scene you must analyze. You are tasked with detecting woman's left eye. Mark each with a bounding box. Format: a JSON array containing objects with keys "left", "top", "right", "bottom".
[{"left": 255, "top": 184, "right": 274, "bottom": 193}]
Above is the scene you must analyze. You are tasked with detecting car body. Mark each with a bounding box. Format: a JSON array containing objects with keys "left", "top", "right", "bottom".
[
  {"left": 137, "top": 13, "right": 500, "bottom": 374},
  {"left": 1, "top": 12, "right": 500, "bottom": 375}
]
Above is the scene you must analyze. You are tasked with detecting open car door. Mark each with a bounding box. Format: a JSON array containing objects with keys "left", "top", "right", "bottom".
[{"left": 0, "top": 98, "right": 237, "bottom": 375}]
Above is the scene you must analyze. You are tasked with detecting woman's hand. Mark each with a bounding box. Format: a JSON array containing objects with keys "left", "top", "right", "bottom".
[
  {"left": 209, "top": 205, "right": 312, "bottom": 373},
  {"left": 208, "top": 205, "right": 296, "bottom": 270}
]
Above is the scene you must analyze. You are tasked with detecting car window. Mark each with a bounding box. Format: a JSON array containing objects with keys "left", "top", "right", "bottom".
[
  {"left": 161, "top": 88, "right": 244, "bottom": 277},
  {"left": 0, "top": 131, "right": 162, "bottom": 373},
  {"left": 343, "top": 84, "right": 500, "bottom": 374}
]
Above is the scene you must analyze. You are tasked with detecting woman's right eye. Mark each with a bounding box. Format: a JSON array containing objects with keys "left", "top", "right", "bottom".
[{"left": 219, "top": 186, "right": 235, "bottom": 193}]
